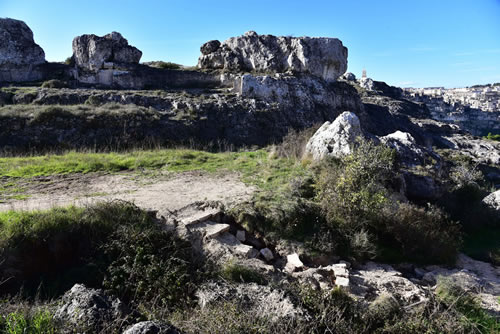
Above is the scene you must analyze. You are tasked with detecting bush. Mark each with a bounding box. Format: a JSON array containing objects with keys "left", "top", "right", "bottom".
[
  {"left": 0, "top": 201, "right": 200, "bottom": 306},
  {"left": 41, "top": 79, "right": 68, "bottom": 89},
  {"left": 30, "top": 106, "right": 74, "bottom": 124},
  {"left": 220, "top": 262, "right": 266, "bottom": 285},
  {"left": 317, "top": 139, "right": 396, "bottom": 232},
  {"left": 485, "top": 132, "right": 500, "bottom": 141},
  {"left": 103, "top": 216, "right": 198, "bottom": 311},
  {"left": 315, "top": 139, "right": 461, "bottom": 264},
  {"left": 0, "top": 308, "right": 56, "bottom": 334},
  {"left": 156, "top": 61, "right": 182, "bottom": 70},
  {"left": 382, "top": 203, "right": 461, "bottom": 264},
  {"left": 273, "top": 126, "right": 320, "bottom": 160},
  {"left": 436, "top": 278, "right": 500, "bottom": 333}
]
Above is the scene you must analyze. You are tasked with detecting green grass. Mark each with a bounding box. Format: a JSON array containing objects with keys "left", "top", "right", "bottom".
[
  {"left": 0, "top": 149, "right": 309, "bottom": 193},
  {"left": 1, "top": 309, "right": 56, "bottom": 334},
  {"left": 220, "top": 262, "right": 266, "bottom": 285},
  {"left": 485, "top": 133, "right": 500, "bottom": 141}
]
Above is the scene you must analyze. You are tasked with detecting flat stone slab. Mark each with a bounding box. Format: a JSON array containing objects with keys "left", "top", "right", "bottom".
[
  {"left": 216, "top": 233, "right": 259, "bottom": 258},
  {"left": 189, "top": 221, "right": 230, "bottom": 239},
  {"left": 177, "top": 206, "right": 221, "bottom": 226}
]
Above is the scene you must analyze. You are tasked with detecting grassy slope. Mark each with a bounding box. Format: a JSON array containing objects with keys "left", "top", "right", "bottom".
[{"left": 0, "top": 149, "right": 309, "bottom": 193}]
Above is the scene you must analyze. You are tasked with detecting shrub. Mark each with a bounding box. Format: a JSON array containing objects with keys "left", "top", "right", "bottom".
[
  {"left": 0, "top": 201, "right": 200, "bottom": 306},
  {"left": 485, "top": 132, "right": 500, "bottom": 141},
  {"left": 436, "top": 278, "right": 500, "bottom": 333},
  {"left": 85, "top": 95, "right": 101, "bottom": 106},
  {"left": 317, "top": 139, "right": 396, "bottom": 232},
  {"left": 382, "top": 203, "right": 461, "bottom": 264},
  {"left": 41, "top": 79, "right": 68, "bottom": 89},
  {"left": 102, "top": 217, "right": 198, "bottom": 311},
  {"left": 450, "top": 160, "right": 484, "bottom": 190},
  {"left": 0, "top": 309, "right": 56, "bottom": 334},
  {"left": 30, "top": 106, "right": 74, "bottom": 124},
  {"left": 220, "top": 262, "right": 266, "bottom": 285},
  {"left": 156, "top": 61, "right": 182, "bottom": 70},
  {"left": 273, "top": 126, "right": 320, "bottom": 160},
  {"left": 64, "top": 56, "right": 73, "bottom": 66}
]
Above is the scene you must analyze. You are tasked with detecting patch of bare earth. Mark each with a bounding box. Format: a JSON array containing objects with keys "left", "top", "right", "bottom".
[{"left": 0, "top": 171, "right": 255, "bottom": 215}]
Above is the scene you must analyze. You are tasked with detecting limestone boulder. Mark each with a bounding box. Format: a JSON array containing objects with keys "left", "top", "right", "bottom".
[
  {"left": 55, "top": 284, "right": 128, "bottom": 330},
  {"left": 341, "top": 72, "right": 356, "bottom": 81},
  {"left": 123, "top": 321, "right": 180, "bottom": 334},
  {"left": 0, "top": 18, "right": 45, "bottom": 66},
  {"left": 482, "top": 190, "right": 500, "bottom": 217},
  {"left": 198, "top": 31, "right": 347, "bottom": 81},
  {"left": 305, "top": 111, "right": 363, "bottom": 160},
  {"left": 72, "top": 31, "right": 142, "bottom": 71},
  {"left": 380, "top": 131, "right": 426, "bottom": 167}
]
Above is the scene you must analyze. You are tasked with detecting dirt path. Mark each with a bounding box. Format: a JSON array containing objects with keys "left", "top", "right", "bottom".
[{"left": 0, "top": 171, "right": 255, "bottom": 215}]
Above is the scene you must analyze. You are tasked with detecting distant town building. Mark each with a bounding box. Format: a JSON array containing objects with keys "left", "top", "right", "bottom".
[{"left": 403, "top": 84, "right": 500, "bottom": 136}]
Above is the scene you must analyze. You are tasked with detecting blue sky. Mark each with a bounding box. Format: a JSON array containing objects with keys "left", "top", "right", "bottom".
[{"left": 1, "top": 0, "right": 499, "bottom": 88}]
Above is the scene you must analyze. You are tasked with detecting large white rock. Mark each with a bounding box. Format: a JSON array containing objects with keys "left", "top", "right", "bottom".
[
  {"left": 72, "top": 31, "right": 142, "bottom": 71},
  {"left": 285, "top": 253, "right": 304, "bottom": 273},
  {"left": 0, "top": 18, "right": 45, "bottom": 66},
  {"left": 305, "top": 111, "right": 363, "bottom": 160},
  {"left": 482, "top": 190, "right": 500, "bottom": 214},
  {"left": 199, "top": 31, "right": 347, "bottom": 81},
  {"left": 380, "top": 130, "right": 425, "bottom": 167}
]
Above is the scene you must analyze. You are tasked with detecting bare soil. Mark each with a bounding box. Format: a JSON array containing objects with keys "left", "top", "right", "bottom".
[{"left": 0, "top": 171, "right": 255, "bottom": 215}]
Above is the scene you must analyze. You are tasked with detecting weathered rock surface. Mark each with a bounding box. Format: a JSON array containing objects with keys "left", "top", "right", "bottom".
[
  {"left": 444, "top": 134, "right": 500, "bottom": 166},
  {"left": 292, "top": 263, "right": 350, "bottom": 290},
  {"left": 420, "top": 254, "right": 500, "bottom": 316},
  {"left": 0, "top": 82, "right": 361, "bottom": 151},
  {"left": 341, "top": 72, "right": 356, "bottom": 81},
  {"left": 55, "top": 284, "right": 128, "bottom": 331},
  {"left": 196, "top": 281, "right": 304, "bottom": 320},
  {"left": 73, "top": 32, "right": 142, "bottom": 71},
  {"left": 482, "top": 190, "right": 500, "bottom": 216},
  {"left": 199, "top": 31, "right": 347, "bottom": 81},
  {"left": 350, "top": 262, "right": 426, "bottom": 303},
  {"left": 123, "top": 321, "right": 180, "bottom": 334},
  {"left": 0, "top": 18, "right": 46, "bottom": 82},
  {"left": 0, "top": 18, "right": 45, "bottom": 66},
  {"left": 305, "top": 111, "right": 363, "bottom": 159}
]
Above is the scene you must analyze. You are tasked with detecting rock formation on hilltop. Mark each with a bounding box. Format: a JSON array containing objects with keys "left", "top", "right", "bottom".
[
  {"left": 0, "top": 18, "right": 45, "bottom": 66},
  {"left": 72, "top": 31, "right": 142, "bottom": 71},
  {"left": 0, "top": 18, "right": 46, "bottom": 81},
  {"left": 198, "top": 31, "right": 348, "bottom": 81}
]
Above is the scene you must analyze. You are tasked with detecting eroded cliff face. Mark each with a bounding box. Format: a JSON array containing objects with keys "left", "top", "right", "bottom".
[
  {"left": 0, "top": 18, "right": 46, "bottom": 82},
  {"left": 0, "top": 80, "right": 362, "bottom": 150}
]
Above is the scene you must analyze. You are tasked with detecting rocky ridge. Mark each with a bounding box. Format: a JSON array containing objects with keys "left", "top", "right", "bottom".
[{"left": 198, "top": 31, "right": 348, "bottom": 81}]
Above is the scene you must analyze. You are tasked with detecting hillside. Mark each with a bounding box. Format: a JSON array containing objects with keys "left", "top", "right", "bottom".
[{"left": 0, "top": 19, "right": 499, "bottom": 333}]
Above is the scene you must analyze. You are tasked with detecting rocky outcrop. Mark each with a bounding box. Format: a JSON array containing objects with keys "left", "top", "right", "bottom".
[
  {"left": 72, "top": 32, "right": 142, "bottom": 71},
  {"left": 0, "top": 18, "right": 45, "bottom": 66},
  {"left": 0, "top": 18, "right": 46, "bottom": 82},
  {"left": 380, "top": 130, "right": 440, "bottom": 169},
  {"left": 198, "top": 31, "right": 347, "bottom": 81},
  {"left": 123, "top": 321, "right": 180, "bottom": 334},
  {"left": 350, "top": 262, "right": 426, "bottom": 303},
  {"left": 196, "top": 281, "right": 304, "bottom": 320},
  {"left": 54, "top": 284, "right": 128, "bottom": 331},
  {"left": 420, "top": 254, "right": 500, "bottom": 316},
  {"left": 482, "top": 190, "right": 500, "bottom": 217},
  {"left": 305, "top": 111, "right": 363, "bottom": 160}
]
